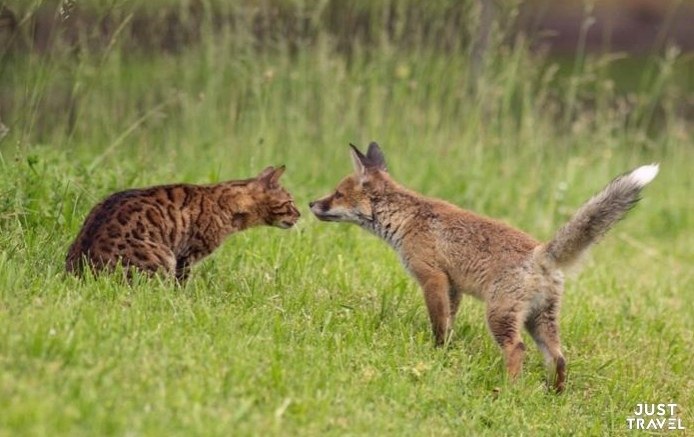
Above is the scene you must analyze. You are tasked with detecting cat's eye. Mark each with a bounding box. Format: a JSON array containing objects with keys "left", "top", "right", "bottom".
[
  {"left": 333, "top": 191, "right": 343, "bottom": 200},
  {"left": 274, "top": 201, "right": 293, "bottom": 210}
]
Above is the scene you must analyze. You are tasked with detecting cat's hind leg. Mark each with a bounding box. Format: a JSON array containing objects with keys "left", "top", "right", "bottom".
[
  {"left": 121, "top": 239, "right": 177, "bottom": 278},
  {"left": 175, "top": 257, "right": 192, "bottom": 284}
]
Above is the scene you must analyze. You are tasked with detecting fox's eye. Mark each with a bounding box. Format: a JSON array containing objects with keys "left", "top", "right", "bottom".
[{"left": 333, "top": 191, "right": 343, "bottom": 200}]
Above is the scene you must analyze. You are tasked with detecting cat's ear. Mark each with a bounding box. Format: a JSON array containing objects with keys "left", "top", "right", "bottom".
[
  {"left": 257, "top": 166, "right": 275, "bottom": 181},
  {"left": 269, "top": 165, "right": 286, "bottom": 186},
  {"left": 257, "top": 165, "right": 285, "bottom": 188}
]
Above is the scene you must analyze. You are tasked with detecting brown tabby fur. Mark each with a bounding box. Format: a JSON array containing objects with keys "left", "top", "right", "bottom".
[
  {"left": 310, "top": 143, "right": 658, "bottom": 392},
  {"left": 66, "top": 166, "right": 300, "bottom": 282}
]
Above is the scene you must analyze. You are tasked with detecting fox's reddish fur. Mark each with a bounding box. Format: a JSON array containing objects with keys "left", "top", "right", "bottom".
[{"left": 310, "top": 142, "right": 658, "bottom": 392}]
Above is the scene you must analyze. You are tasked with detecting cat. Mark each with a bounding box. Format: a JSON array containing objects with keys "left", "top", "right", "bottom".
[{"left": 66, "top": 165, "right": 300, "bottom": 282}]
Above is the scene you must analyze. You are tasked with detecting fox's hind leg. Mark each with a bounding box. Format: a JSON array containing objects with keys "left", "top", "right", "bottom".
[
  {"left": 525, "top": 296, "right": 566, "bottom": 393},
  {"left": 487, "top": 304, "right": 526, "bottom": 382}
]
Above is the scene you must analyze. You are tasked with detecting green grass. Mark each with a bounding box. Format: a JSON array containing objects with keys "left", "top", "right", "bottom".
[{"left": 1, "top": 4, "right": 693, "bottom": 435}]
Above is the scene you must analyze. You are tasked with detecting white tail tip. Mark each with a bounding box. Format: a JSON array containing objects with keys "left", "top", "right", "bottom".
[{"left": 630, "top": 163, "right": 659, "bottom": 187}]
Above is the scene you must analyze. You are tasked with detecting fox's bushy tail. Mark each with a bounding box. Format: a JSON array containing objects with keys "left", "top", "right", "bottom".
[{"left": 537, "top": 164, "right": 659, "bottom": 269}]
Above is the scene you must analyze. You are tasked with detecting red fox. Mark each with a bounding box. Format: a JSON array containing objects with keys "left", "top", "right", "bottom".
[{"left": 309, "top": 142, "right": 658, "bottom": 392}]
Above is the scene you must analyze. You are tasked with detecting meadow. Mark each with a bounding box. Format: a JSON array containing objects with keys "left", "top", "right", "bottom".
[{"left": 0, "top": 1, "right": 692, "bottom": 435}]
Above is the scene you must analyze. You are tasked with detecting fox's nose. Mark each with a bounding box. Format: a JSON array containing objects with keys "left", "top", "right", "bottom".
[{"left": 308, "top": 201, "right": 316, "bottom": 208}]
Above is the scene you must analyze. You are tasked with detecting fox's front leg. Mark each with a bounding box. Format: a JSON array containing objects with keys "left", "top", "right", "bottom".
[{"left": 410, "top": 264, "right": 452, "bottom": 346}]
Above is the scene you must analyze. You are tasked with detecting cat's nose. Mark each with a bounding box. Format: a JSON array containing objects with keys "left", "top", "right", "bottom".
[{"left": 308, "top": 201, "right": 316, "bottom": 208}]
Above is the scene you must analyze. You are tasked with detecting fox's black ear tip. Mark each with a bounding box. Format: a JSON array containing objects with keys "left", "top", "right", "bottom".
[
  {"left": 349, "top": 143, "right": 364, "bottom": 155},
  {"left": 367, "top": 142, "right": 382, "bottom": 154}
]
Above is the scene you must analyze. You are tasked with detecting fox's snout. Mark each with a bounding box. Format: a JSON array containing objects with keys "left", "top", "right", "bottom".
[
  {"left": 309, "top": 197, "right": 344, "bottom": 222},
  {"left": 309, "top": 199, "right": 328, "bottom": 215}
]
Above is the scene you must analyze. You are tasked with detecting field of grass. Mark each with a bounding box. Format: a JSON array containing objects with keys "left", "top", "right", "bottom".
[{"left": 1, "top": 2, "right": 693, "bottom": 435}]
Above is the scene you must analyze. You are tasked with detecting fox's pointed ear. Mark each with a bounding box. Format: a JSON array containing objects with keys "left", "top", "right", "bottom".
[
  {"left": 350, "top": 143, "right": 367, "bottom": 176},
  {"left": 366, "top": 142, "right": 386, "bottom": 171}
]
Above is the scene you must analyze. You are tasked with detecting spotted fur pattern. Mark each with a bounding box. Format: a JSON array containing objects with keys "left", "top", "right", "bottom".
[{"left": 66, "top": 166, "right": 299, "bottom": 282}]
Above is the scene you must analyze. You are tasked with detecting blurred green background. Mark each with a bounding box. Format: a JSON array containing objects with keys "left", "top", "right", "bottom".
[{"left": 0, "top": 1, "right": 692, "bottom": 435}]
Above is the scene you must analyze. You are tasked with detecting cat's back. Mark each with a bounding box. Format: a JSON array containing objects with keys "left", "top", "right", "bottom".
[{"left": 65, "top": 184, "right": 201, "bottom": 273}]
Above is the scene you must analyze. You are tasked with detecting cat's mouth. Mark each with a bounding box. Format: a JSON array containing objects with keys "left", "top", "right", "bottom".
[{"left": 277, "top": 220, "right": 297, "bottom": 229}]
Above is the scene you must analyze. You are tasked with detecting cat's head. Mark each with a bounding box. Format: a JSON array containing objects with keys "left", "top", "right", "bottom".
[{"left": 254, "top": 166, "right": 301, "bottom": 229}]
